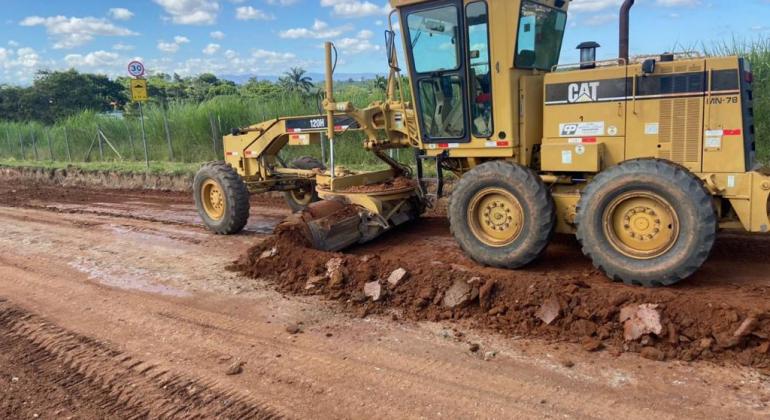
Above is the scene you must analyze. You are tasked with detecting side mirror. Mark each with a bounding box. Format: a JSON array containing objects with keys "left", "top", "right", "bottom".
[
  {"left": 470, "top": 50, "right": 480, "bottom": 59},
  {"left": 384, "top": 30, "right": 396, "bottom": 67},
  {"left": 642, "top": 58, "right": 656, "bottom": 75}
]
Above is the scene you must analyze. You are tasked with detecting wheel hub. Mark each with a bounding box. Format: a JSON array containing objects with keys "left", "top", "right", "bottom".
[
  {"left": 604, "top": 192, "right": 679, "bottom": 259},
  {"left": 468, "top": 188, "right": 524, "bottom": 247},
  {"left": 201, "top": 179, "right": 225, "bottom": 220}
]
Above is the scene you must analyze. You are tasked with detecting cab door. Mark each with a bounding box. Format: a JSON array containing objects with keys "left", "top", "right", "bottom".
[{"left": 401, "top": 0, "right": 470, "bottom": 143}]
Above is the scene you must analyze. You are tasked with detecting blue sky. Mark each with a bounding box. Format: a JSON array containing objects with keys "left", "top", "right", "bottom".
[{"left": 0, "top": 0, "right": 768, "bottom": 85}]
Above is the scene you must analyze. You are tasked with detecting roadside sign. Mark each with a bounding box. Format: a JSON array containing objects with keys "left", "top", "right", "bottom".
[
  {"left": 127, "top": 61, "right": 145, "bottom": 77},
  {"left": 130, "top": 79, "right": 149, "bottom": 102}
]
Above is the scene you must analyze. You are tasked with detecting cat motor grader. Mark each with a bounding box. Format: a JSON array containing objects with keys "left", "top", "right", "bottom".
[{"left": 194, "top": 0, "right": 765, "bottom": 287}]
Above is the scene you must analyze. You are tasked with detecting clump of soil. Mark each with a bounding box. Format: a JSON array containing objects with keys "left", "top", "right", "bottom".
[
  {"left": 340, "top": 177, "right": 416, "bottom": 193},
  {"left": 232, "top": 219, "right": 770, "bottom": 370}
]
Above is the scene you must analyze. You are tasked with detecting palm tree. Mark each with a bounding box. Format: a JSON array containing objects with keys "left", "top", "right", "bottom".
[{"left": 279, "top": 67, "right": 314, "bottom": 94}]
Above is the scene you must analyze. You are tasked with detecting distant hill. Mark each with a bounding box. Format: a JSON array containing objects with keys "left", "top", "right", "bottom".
[{"left": 220, "top": 72, "right": 384, "bottom": 85}]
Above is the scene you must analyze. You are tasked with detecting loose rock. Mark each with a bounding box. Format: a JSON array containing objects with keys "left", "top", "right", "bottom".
[
  {"left": 620, "top": 304, "right": 662, "bottom": 341},
  {"left": 734, "top": 316, "right": 758, "bottom": 338},
  {"left": 581, "top": 337, "right": 604, "bottom": 352},
  {"left": 286, "top": 323, "right": 301, "bottom": 334},
  {"left": 387, "top": 268, "right": 408, "bottom": 288},
  {"left": 442, "top": 278, "right": 477, "bottom": 308},
  {"left": 640, "top": 347, "right": 665, "bottom": 361},
  {"left": 364, "top": 281, "right": 383, "bottom": 301},
  {"left": 469, "top": 343, "right": 480, "bottom": 353},
  {"left": 536, "top": 296, "right": 561, "bottom": 325},
  {"left": 225, "top": 361, "right": 245, "bottom": 375},
  {"left": 326, "top": 258, "right": 345, "bottom": 287}
]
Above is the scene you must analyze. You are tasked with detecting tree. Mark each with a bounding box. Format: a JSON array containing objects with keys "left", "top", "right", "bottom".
[
  {"left": 278, "top": 67, "right": 314, "bottom": 94},
  {"left": 373, "top": 75, "right": 388, "bottom": 91}
]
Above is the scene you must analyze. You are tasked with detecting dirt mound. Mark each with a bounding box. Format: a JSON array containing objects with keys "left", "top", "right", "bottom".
[
  {"left": 339, "top": 177, "right": 416, "bottom": 193},
  {"left": 232, "top": 218, "right": 770, "bottom": 370}
]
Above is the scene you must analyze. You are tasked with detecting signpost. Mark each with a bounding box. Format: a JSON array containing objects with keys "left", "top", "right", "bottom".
[{"left": 128, "top": 61, "right": 150, "bottom": 169}]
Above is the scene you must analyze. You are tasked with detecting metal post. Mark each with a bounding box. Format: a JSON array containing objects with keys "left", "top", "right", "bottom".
[
  {"left": 4, "top": 128, "right": 10, "bottom": 157},
  {"left": 63, "top": 127, "right": 72, "bottom": 162},
  {"left": 46, "top": 129, "right": 54, "bottom": 161},
  {"left": 138, "top": 102, "right": 149, "bottom": 169},
  {"left": 324, "top": 42, "right": 336, "bottom": 187},
  {"left": 209, "top": 112, "right": 219, "bottom": 156},
  {"left": 96, "top": 125, "right": 104, "bottom": 160},
  {"left": 31, "top": 131, "right": 39, "bottom": 161},
  {"left": 18, "top": 130, "right": 24, "bottom": 160},
  {"left": 320, "top": 132, "right": 327, "bottom": 165},
  {"left": 163, "top": 112, "right": 174, "bottom": 161}
]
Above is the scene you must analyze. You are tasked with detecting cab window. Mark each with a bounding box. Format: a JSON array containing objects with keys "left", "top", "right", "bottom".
[
  {"left": 515, "top": 1, "right": 567, "bottom": 71},
  {"left": 466, "top": 1, "right": 493, "bottom": 137},
  {"left": 407, "top": 6, "right": 460, "bottom": 73}
]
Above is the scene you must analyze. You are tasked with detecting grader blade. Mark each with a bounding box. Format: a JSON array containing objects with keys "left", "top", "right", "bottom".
[{"left": 298, "top": 200, "right": 364, "bottom": 252}]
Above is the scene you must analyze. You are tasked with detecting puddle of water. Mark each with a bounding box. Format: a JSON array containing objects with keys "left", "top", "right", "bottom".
[{"left": 68, "top": 258, "right": 191, "bottom": 297}]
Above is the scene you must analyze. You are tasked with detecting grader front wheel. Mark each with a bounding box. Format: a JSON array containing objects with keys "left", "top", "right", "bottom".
[
  {"left": 194, "top": 162, "right": 251, "bottom": 235},
  {"left": 449, "top": 161, "right": 555, "bottom": 269},
  {"left": 576, "top": 159, "right": 717, "bottom": 287}
]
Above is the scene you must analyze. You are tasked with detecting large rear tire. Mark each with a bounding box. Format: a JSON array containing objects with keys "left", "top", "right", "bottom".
[
  {"left": 448, "top": 161, "right": 555, "bottom": 268},
  {"left": 283, "top": 156, "right": 324, "bottom": 212},
  {"left": 575, "top": 159, "right": 717, "bottom": 287},
  {"left": 194, "top": 161, "right": 250, "bottom": 235}
]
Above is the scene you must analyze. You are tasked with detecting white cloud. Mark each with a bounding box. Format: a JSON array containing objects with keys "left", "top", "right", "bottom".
[
  {"left": 7, "top": 40, "right": 19, "bottom": 47},
  {"left": 153, "top": 0, "right": 220, "bottom": 25},
  {"left": 210, "top": 30, "right": 225, "bottom": 40},
  {"left": 157, "top": 36, "right": 190, "bottom": 53},
  {"left": 570, "top": 0, "right": 622, "bottom": 13},
  {"left": 202, "top": 43, "right": 221, "bottom": 55},
  {"left": 64, "top": 50, "right": 120, "bottom": 67},
  {"left": 14, "top": 48, "right": 40, "bottom": 68},
  {"left": 235, "top": 6, "right": 274, "bottom": 20},
  {"left": 19, "top": 15, "right": 137, "bottom": 49},
  {"left": 334, "top": 29, "right": 380, "bottom": 54},
  {"left": 320, "top": 0, "right": 390, "bottom": 18},
  {"left": 266, "top": 0, "right": 299, "bottom": 5},
  {"left": 655, "top": 0, "right": 700, "bottom": 6},
  {"left": 280, "top": 19, "right": 351, "bottom": 39},
  {"left": 108, "top": 8, "right": 134, "bottom": 20},
  {"left": 112, "top": 43, "right": 135, "bottom": 51}
]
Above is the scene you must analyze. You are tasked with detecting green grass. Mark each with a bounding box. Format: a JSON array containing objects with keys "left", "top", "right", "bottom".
[{"left": 0, "top": 158, "right": 201, "bottom": 176}]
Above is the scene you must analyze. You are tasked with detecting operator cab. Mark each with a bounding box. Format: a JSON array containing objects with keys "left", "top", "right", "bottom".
[{"left": 396, "top": 0, "right": 567, "bottom": 144}]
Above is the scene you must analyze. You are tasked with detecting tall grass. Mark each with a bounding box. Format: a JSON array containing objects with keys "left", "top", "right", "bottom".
[{"left": 0, "top": 87, "right": 390, "bottom": 169}]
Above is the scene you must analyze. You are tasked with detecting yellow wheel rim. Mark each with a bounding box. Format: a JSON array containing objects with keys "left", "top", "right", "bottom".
[
  {"left": 201, "top": 179, "right": 226, "bottom": 220},
  {"left": 467, "top": 187, "right": 524, "bottom": 247},
  {"left": 603, "top": 191, "right": 680, "bottom": 259}
]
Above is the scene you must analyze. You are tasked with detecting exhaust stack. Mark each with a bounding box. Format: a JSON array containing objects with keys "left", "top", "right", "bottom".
[{"left": 619, "top": 0, "right": 635, "bottom": 63}]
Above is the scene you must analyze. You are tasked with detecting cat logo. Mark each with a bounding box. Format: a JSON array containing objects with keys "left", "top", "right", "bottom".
[{"left": 568, "top": 81, "right": 600, "bottom": 103}]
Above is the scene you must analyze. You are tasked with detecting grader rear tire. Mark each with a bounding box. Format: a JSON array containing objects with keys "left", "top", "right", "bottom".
[
  {"left": 575, "top": 159, "right": 717, "bottom": 287},
  {"left": 194, "top": 161, "right": 250, "bottom": 235},
  {"left": 283, "top": 156, "right": 324, "bottom": 212},
  {"left": 449, "top": 161, "right": 555, "bottom": 269}
]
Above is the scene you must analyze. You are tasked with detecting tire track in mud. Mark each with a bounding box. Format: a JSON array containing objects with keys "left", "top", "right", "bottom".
[{"left": 0, "top": 298, "right": 283, "bottom": 419}]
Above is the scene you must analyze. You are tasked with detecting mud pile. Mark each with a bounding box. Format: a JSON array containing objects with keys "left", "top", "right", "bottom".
[
  {"left": 340, "top": 177, "right": 416, "bottom": 193},
  {"left": 233, "top": 220, "right": 770, "bottom": 370}
]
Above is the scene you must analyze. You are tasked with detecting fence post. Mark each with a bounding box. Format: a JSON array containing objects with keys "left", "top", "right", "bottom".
[
  {"left": 96, "top": 126, "right": 104, "bottom": 160},
  {"left": 138, "top": 102, "right": 149, "bottom": 169},
  {"left": 163, "top": 112, "right": 174, "bottom": 161},
  {"left": 208, "top": 112, "right": 220, "bottom": 156},
  {"left": 4, "top": 128, "right": 10, "bottom": 157},
  {"left": 46, "top": 129, "right": 54, "bottom": 161},
  {"left": 63, "top": 127, "right": 72, "bottom": 162},
  {"left": 31, "top": 131, "right": 39, "bottom": 161},
  {"left": 123, "top": 121, "right": 136, "bottom": 161},
  {"left": 17, "top": 129, "right": 24, "bottom": 160}
]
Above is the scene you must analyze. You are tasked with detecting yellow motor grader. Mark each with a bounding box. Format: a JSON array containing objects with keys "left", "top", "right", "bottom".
[{"left": 194, "top": 0, "right": 765, "bottom": 287}]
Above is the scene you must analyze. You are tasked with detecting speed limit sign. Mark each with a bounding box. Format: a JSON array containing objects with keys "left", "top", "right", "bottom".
[{"left": 127, "top": 61, "right": 145, "bottom": 77}]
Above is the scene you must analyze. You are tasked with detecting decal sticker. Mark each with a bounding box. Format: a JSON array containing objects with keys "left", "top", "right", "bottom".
[
  {"left": 608, "top": 126, "right": 618, "bottom": 136},
  {"left": 645, "top": 123, "right": 660, "bottom": 135},
  {"left": 561, "top": 150, "right": 573, "bottom": 164},
  {"left": 394, "top": 113, "right": 404, "bottom": 129},
  {"left": 704, "top": 136, "right": 722, "bottom": 150},
  {"left": 727, "top": 176, "right": 736, "bottom": 188},
  {"left": 705, "top": 129, "right": 724, "bottom": 137},
  {"left": 559, "top": 122, "right": 605, "bottom": 137},
  {"left": 724, "top": 129, "right": 742, "bottom": 136},
  {"left": 568, "top": 81, "right": 601, "bottom": 103},
  {"left": 575, "top": 145, "right": 586, "bottom": 155}
]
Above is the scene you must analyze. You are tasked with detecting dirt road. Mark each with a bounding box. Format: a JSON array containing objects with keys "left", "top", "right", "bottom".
[{"left": 1, "top": 181, "right": 769, "bottom": 418}]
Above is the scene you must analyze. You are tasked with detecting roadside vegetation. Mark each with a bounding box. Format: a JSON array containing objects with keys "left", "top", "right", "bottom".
[{"left": 0, "top": 38, "right": 767, "bottom": 171}]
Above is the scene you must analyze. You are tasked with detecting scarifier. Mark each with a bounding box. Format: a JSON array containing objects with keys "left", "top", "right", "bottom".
[{"left": 194, "top": 0, "right": 766, "bottom": 287}]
